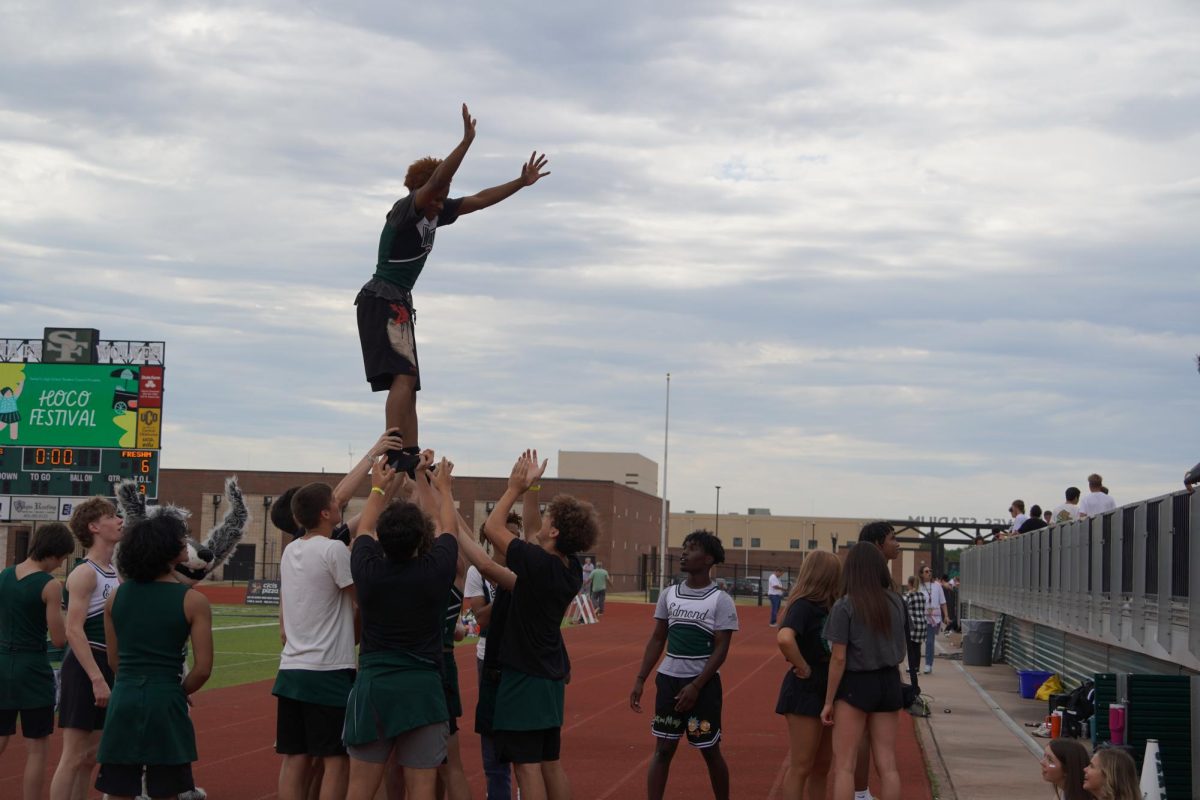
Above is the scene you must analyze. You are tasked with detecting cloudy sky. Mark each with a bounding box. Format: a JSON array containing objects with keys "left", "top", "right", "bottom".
[{"left": 2, "top": 1, "right": 1197, "bottom": 522}]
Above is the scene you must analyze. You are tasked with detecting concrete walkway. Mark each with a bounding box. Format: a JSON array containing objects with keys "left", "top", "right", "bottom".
[{"left": 912, "top": 631, "right": 1055, "bottom": 799}]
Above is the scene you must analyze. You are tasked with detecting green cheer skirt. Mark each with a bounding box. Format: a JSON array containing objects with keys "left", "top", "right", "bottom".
[{"left": 344, "top": 650, "right": 447, "bottom": 746}]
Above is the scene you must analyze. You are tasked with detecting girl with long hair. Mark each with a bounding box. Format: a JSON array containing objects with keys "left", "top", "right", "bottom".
[
  {"left": 1040, "top": 739, "right": 1094, "bottom": 800},
  {"left": 820, "top": 542, "right": 907, "bottom": 800},
  {"left": 1082, "top": 748, "right": 1140, "bottom": 800},
  {"left": 775, "top": 551, "right": 842, "bottom": 800}
]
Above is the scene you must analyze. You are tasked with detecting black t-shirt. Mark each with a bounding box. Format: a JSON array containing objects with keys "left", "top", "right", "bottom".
[
  {"left": 351, "top": 533, "right": 458, "bottom": 664},
  {"left": 482, "top": 586, "right": 511, "bottom": 671},
  {"left": 781, "top": 598, "right": 831, "bottom": 685},
  {"left": 1017, "top": 517, "right": 1048, "bottom": 534},
  {"left": 498, "top": 539, "right": 581, "bottom": 680}
]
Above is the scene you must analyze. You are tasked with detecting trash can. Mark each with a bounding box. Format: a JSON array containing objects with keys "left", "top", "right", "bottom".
[
  {"left": 649, "top": 588, "right": 660, "bottom": 603},
  {"left": 961, "top": 619, "right": 995, "bottom": 666}
]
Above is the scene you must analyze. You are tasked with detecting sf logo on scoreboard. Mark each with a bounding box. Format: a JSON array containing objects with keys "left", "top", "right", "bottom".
[{"left": 42, "top": 328, "right": 99, "bottom": 364}]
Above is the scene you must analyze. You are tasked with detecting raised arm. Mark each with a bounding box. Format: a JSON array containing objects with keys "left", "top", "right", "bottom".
[
  {"left": 353, "top": 457, "right": 398, "bottom": 540},
  {"left": 334, "top": 429, "right": 405, "bottom": 509},
  {"left": 483, "top": 451, "right": 546, "bottom": 556},
  {"left": 413, "top": 104, "right": 477, "bottom": 214},
  {"left": 521, "top": 450, "right": 544, "bottom": 538},
  {"left": 458, "top": 152, "right": 551, "bottom": 215}
]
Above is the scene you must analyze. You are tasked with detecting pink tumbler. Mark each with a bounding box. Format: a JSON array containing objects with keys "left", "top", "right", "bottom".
[{"left": 1108, "top": 703, "right": 1126, "bottom": 746}]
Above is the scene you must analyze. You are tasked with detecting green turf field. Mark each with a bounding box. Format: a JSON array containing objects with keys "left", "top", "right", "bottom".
[{"left": 203, "top": 604, "right": 487, "bottom": 691}]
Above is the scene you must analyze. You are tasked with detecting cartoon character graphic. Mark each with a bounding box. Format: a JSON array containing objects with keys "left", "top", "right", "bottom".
[{"left": 0, "top": 379, "right": 23, "bottom": 441}]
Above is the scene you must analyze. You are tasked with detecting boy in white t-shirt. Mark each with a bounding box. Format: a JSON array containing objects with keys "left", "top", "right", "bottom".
[{"left": 273, "top": 483, "right": 357, "bottom": 800}]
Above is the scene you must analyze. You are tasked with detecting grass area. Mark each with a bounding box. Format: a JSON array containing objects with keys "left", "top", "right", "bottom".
[
  {"left": 200, "top": 604, "right": 483, "bottom": 692},
  {"left": 202, "top": 604, "right": 283, "bottom": 691}
]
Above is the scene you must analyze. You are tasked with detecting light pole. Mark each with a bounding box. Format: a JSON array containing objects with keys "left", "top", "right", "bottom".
[
  {"left": 658, "top": 374, "right": 671, "bottom": 594},
  {"left": 714, "top": 485, "right": 721, "bottom": 538}
]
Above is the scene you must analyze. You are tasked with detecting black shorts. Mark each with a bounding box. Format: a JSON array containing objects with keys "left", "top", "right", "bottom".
[
  {"left": 95, "top": 762, "right": 194, "bottom": 797},
  {"left": 651, "top": 673, "right": 722, "bottom": 748},
  {"left": 836, "top": 666, "right": 904, "bottom": 713},
  {"left": 59, "top": 646, "right": 114, "bottom": 731},
  {"left": 0, "top": 706, "right": 54, "bottom": 739},
  {"left": 275, "top": 696, "right": 348, "bottom": 757},
  {"left": 355, "top": 287, "right": 420, "bottom": 392},
  {"left": 494, "top": 727, "right": 561, "bottom": 764}
]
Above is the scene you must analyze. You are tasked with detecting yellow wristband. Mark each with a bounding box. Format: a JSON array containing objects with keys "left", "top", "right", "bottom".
[
  {"left": 371, "top": 486, "right": 385, "bottom": 496},
  {"left": 528, "top": 485, "right": 541, "bottom": 492}
]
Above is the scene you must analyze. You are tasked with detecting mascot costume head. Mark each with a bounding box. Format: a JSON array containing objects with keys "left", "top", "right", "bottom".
[{"left": 116, "top": 476, "right": 249, "bottom": 584}]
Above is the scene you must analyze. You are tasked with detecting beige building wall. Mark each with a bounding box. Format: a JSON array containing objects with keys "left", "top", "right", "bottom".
[
  {"left": 558, "top": 451, "right": 658, "bottom": 496},
  {"left": 670, "top": 511, "right": 868, "bottom": 553}
]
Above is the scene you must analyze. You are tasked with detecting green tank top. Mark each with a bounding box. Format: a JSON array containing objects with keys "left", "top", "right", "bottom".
[
  {"left": 110, "top": 581, "right": 190, "bottom": 681},
  {"left": 0, "top": 567, "right": 53, "bottom": 652}
]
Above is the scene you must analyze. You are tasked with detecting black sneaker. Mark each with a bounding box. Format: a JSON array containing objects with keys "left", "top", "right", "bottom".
[{"left": 387, "top": 449, "right": 421, "bottom": 477}]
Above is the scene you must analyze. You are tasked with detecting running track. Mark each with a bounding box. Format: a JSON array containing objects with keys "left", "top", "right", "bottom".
[{"left": 1, "top": 602, "right": 932, "bottom": 798}]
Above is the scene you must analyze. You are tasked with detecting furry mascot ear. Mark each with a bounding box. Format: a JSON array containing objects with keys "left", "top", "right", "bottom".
[
  {"left": 196, "top": 476, "right": 250, "bottom": 578},
  {"left": 114, "top": 478, "right": 248, "bottom": 586}
]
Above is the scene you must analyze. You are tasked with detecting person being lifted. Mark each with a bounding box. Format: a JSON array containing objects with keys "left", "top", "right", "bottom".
[{"left": 354, "top": 104, "right": 550, "bottom": 472}]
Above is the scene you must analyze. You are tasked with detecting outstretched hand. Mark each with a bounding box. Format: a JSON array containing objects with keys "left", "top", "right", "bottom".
[
  {"left": 370, "top": 456, "right": 397, "bottom": 493},
  {"left": 462, "top": 103, "right": 477, "bottom": 144},
  {"left": 433, "top": 457, "right": 454, "bottom": 494},
  {"left": 369, "top": 428, "right": 404, "bottom": 459},
  {"left": 520, "top": 152, "right": 551, "bottom": 186},
  {"left": 507, "top": 449, "right": 548, "bottom": 494}
]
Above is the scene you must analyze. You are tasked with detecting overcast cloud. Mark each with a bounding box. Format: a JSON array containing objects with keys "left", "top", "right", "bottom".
[{"left": 2, "top": 0, "right": 1197, "bottom": 521}]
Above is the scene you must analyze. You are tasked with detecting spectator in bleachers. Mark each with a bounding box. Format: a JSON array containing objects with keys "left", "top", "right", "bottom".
[
  {"left": 1184, "top": 462, "right": 1200, "bottom": 493},
  {"left": 1042, "top": 510, "right": 1053, "bottom": 524},
  {"left": 1017, "top": 506, "right": 1047, "bottom": 534},
  {"left": 1078, "top": 474, "right": 1116, "bottom": 518},
  {"left": 1051, "top": 487, "right": 1082, "bottom": 524},
  {"left": 1007, "top": 500, "right": 1029, "bottom": 534}
]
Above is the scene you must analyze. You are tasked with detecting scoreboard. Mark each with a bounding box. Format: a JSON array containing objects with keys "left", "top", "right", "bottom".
[
  {"left": 0, "top": 330, "right": 165, "bottom": 522},
  {"left": 0, "top": 446, "right": 159, "bottom": 499}
]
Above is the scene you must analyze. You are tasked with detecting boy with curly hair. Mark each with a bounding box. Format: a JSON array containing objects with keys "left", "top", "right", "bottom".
[
  {"left": 355, "top": 104, "right": 550, "bottom": 472},
  {"left": 629, "top": 530, "right": 738, "bottom": 800},
  {"left": 475, "top": 451, "right": 598, "bottom": 800}
]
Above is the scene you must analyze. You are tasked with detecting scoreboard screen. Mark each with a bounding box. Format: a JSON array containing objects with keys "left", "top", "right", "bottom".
[
  {"left": 0, "top": 446, "right": 159, "bottom": 499},
  {"left": 1, "top": 332, "right": 165, "bottom": 521}
]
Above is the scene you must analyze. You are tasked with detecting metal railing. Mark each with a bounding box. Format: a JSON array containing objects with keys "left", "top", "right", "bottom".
[{"left": 960, "top": 489, "right": 1200, "bottom": 674}]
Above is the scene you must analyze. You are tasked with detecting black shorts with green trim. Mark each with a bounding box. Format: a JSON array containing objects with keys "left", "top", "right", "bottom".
[{"left": 651, "top": 672, "right": 722, "bottom": 748}]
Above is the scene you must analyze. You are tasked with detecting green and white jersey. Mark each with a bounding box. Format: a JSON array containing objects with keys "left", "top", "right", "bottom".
[{"left": 654, "top": 582, "right": 739, "bottom": 679}]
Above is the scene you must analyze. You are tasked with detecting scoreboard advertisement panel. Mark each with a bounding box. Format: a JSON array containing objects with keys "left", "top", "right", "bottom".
[
  {"left": 0, "top": 363, "right": 163, "bottom": 448},
  {"left": 0, "top": 331, "right": 165, "bottom": 521}
]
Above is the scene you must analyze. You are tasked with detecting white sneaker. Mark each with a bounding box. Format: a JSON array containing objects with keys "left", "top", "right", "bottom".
[{"left": 922, "top": 665, "right": 932, "bottom": 674}]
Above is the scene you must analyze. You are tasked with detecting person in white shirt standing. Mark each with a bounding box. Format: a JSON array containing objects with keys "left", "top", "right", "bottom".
[
  {"left": 918, "top": 567, "right": 947, "bottom": 674},
  {"left": 273, "top": 483, "right": 357, "bottom": 800},
  {"left": 1051, "top": 487, "right": 1083, "bottom": 524},
  {"left": 1007, "top": 500, "right": 1029, "bottom": 536},
  {"left": 767, "top": 568, "right": 785, "bottom": 627},
  {"left": 1078, "top": 474, "right": 1116, "bottom": 518}
]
